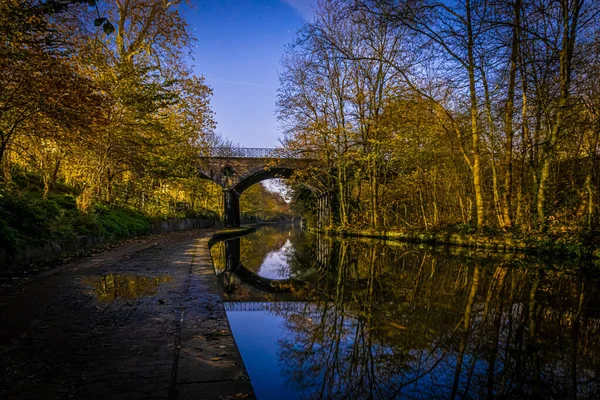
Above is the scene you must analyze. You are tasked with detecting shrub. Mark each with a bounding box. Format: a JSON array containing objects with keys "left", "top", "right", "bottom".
[
  {"left": 94, "top": 204, "right": 150, "bottom": 239},
  {"left": 0, "top": 191, "right": 151, "bottom": 253}
]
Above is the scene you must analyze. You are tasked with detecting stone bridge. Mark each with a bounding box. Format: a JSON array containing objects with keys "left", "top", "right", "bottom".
[{"left": 198, "top": 147, "right": 322, "bottom": 227}]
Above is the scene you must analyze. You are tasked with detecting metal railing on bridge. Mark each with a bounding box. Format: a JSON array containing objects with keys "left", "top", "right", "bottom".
[
  {"left": 224, "top": 301, "right": 314, "bottom": 312},
  {"left": 206, "top": 147, "right": 315, "bottom": 159}
]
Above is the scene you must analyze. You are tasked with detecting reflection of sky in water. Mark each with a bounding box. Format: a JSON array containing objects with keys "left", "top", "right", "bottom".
[
  {"left": 227, "top": 304, "right": 462, "bottom": 400},
  {"left": 227, "top": 308, "right": 303, "bottom": 400},
  {"left": 256, "top": 239, "right": 294, "bottom": 280}
]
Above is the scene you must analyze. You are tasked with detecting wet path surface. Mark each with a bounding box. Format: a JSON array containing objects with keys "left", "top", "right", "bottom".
[{"left": 0, "top": 230, "right": 254, "bottom": 400}]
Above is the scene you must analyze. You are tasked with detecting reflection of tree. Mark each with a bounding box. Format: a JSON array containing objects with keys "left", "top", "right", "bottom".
[
  {"left": 211, "top": 228, "right": 600, "bottom": 398},
  {"left": 83, "top": 274, "right": 172, "bottom": 302},
  {"left": 272, "top": 237, "right": 600, "bottom": 399},
  {"left": 239, "top": 225, "right": 299, "bottom": 274}
]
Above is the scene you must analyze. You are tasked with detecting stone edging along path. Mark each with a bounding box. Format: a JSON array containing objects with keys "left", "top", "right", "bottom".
[{"left": 0, "top": 228, "right": 256, "bottom": 400}]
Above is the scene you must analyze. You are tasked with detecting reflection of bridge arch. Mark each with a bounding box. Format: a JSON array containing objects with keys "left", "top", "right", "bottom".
[
  {"left": 233, "top": 262, "right": 301, "bottom": 293},
  {"left": 222, "top": 238, "right": 307, "bottom": 293},
  {"left": 198, "top": 147, "right": 328, "bottom": 227},
  {"left": 219, "top": 236, "right": 331, "bottom": 294}
]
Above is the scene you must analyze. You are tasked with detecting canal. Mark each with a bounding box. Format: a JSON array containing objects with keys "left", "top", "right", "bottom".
[{"left": 210, "top": 224, "right": 600, "bottom": 400}]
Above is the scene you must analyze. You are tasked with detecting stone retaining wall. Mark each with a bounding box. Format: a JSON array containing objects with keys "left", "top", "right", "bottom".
[{"left": 1, "top": 218, "right": 219, "bottom": 269}]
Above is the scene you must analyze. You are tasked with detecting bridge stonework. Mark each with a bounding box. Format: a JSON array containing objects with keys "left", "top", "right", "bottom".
[{"left": 197, "top": 148, "right": 317, "bottom": 227}]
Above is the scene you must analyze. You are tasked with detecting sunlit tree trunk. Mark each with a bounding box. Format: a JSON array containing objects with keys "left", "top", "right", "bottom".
[
  {"left": 465, "top": 0, "right": 485, "bottom": 229},
  {"left": 537, "top": 0, "right": 582, "bottom": 226},
  {"left": 502, "top": 0, "right": 521, "bottom": 228},
  {"left": 482, "top": 66, "right": 505, "bottom": 227}
]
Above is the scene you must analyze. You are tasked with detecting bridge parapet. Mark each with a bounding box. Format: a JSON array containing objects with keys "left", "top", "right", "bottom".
[
  {"left": 197, "top": 147, "right": 316, "bottom": 191},
  {"left": 206, "top": 147, "right": 315, "bottom": 159}
]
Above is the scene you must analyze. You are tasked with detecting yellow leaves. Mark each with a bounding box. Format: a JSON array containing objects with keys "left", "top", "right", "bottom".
[{"left": 388, "top": 322, "right": 408, "bottom": 330}]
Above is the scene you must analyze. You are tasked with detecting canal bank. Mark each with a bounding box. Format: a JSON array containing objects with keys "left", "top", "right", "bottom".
[
  {"left": 310, "top": 226, "right": 600, "bottom": 260},
  {"left": 0, "top": 217, "right": 221, "bottom": 275},
  {"left": 0, "top": 229, "right": 254, "bottom": 400}
]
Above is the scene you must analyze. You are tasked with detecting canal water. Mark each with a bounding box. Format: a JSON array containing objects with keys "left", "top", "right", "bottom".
[{"left": 210, "top": 224, "right": 600, "bottom": 400}]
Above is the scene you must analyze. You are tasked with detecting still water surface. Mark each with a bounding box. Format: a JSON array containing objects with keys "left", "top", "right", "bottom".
[{"left": 210, "top": 224, "right": 600, "bottom": 400}]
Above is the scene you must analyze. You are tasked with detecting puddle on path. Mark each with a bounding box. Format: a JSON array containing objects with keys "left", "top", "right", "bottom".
[{"left": 83, "top": 274, "right": 172, "bottom": 302}]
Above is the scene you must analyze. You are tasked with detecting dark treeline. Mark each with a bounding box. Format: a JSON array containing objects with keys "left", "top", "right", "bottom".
[{"left": 279, "top": 0, "right": 600, "bottom": 238}]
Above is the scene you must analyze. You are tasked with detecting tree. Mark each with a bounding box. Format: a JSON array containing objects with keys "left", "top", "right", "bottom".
[
  {"left": 0, "top": 0, "right": 103, "bottom": 171},
  {"left": 281, "top": 0, "right": 600, "bottom": 236}
]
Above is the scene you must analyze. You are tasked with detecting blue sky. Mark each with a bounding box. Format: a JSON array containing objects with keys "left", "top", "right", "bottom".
[{"left": 185, "top": 0, "right": 316, "bottom": 148}]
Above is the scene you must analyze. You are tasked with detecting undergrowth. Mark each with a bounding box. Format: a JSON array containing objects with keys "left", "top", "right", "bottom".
[
  {"left": 0, "top": 172, "right": 218, "bottom": 257},
  {"left": 0, "top": 190, "right": 151, "bottom": 255}
]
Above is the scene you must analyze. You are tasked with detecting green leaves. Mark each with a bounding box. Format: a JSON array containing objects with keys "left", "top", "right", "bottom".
[{"left": 1, "top": 0, "right": 217, "bottom": 226}]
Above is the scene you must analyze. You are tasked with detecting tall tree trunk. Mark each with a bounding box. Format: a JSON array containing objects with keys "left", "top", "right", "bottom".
[
  {"left": 503, "top": 0, "right": 520, "bottom": 228},
  {"left": 482, "top": 66, "right": 505, "bottom": 227},
  {"left": 537, "top": 0, "right": 581, "bottom": 226},
  {"left": 517, "top": 22, "right": 530, "bottom": 228},
  {"left": 466, "top": 0, "right": 485, "bottom": 229},
  {"left": 338, "top": 157, "right": 348, "bottom": 226}
]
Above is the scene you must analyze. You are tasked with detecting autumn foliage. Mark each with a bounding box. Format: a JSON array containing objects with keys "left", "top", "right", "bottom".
[
  {"left": 0, "top": 0, "right": 223, "bottom": 252},
  {"left": 279, "top": 0, "right": 600, "bottom": 239}
]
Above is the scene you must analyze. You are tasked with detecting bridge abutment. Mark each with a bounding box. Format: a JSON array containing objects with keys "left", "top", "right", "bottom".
[
  {"left": 224, "top": 189, "right": 241, "bottom": 227},
  {"left": 317, "top": 193, "right": 330, "bottom": 228}
]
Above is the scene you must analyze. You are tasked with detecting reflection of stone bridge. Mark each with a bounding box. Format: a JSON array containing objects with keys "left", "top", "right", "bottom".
[
  {"left": 198, "top": 147, "right": 328, "bottom": 227},
  {"left": 224, "top": 301, "right": 311, "bottom": 312},
  {"left": 218, "top": 235, "right": 332, "bottom": 294}
]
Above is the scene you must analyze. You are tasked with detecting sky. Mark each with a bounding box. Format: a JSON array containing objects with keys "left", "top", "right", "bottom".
[{"left": 184, "top": 0, "right": 317, "bottom": 148}]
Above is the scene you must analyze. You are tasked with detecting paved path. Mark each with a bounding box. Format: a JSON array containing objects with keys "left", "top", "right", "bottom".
[{"left": 0, "top": 230, "right": 255, "bottom": 400}]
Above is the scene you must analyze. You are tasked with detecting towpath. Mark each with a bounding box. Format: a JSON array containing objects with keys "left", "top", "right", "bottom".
[{"left": 0, "top": 230, "right": 254, "bottom": 400}]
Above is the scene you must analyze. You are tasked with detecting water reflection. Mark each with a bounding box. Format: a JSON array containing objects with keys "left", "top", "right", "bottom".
[
  {"left": 210, "top": 225, "right": 330, "bottom": 296},
  {"left": 83, "top": 273, "right": 172, "bottom": 302},
  {"left": 212, "top": 225, "right": 600, "bottom": 399},
  {"left": 258, "top": 239, "right": 293, "bottom": 279}
]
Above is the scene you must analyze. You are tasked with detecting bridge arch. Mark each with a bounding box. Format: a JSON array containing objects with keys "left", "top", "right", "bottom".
[
  {"left": 233, "top": 167, "right": 294, "bottom": 194},
  {"left": 198, "top": 147, "right": 325, "bottom": 227},
  {"left": 225, "top": 169, "right": 325, "bottom": 227}
]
